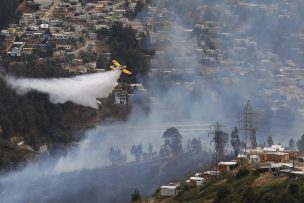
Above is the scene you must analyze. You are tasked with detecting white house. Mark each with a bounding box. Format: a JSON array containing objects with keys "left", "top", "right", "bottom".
[
  {"left": 7, "top": 42, "right": 25, "bottom": 57},
  {"left": 189, "top": 177, "right": 205, "bottom": 187},
  {"left": 160, "top": 183, "right": 180, "bottom": 197},
  {"left": 40, "top": 24, "right": 49, "bottom": 29},
  {"left": 218, "top": 161, "right": 238, "bottom": 173}
]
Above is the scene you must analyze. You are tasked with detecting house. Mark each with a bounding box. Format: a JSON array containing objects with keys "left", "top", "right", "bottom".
[
  {"left": 237, "top": 154, "right": 247, "bottom": 164},
  {"left": 40, "top": 24, "right": 49, "bottom": 30},
  {"left": 189, "top": 177, "right": 205, "bottom": 187},
  {"left": 23, "top": 47, "right": 36, "bottom": 55},
  {"left": 55, "top": 44, "right": 72, "bottom": 51},
  {"left": 54, "top": 6, "right": 69, "bottom": 17},
  {"left": 160, "top": 183, "right": 180, "bottom": 197},
  {"left": 1, "top": 30, "right": 11, "bottom": 38},
  {"left": 52, "top": 33, "right": 69, "bottom": 40},
  {"left": 270, "top": 145, "right": 285, "bottom": 151},
  {"left": 114, "top": 92, "right": 127, "bottom": 104},
  {"left": 218, "top": 161, "right": 238, "bottom": 173},
  {"left": 19, "top": 13, "right": 36, "bottom": 26},
  {"left": 249, "top": 154, "right": 261, "bottom": 164},
  {"left": 34, "top": 0, "right": 54, "bottom": 10},
  {"left": 7, "top": 42, "right": 25, "bottom": 57},
  {"left": 89, "top": 32, "right": 97, "bottom": 40},
  {"left": 265, "top": 152, "right": 290, "bottom": 162},
  {"left": 27, "top": 25, "right": 39, "bottom": 31},
  {"left": 201, "top": 170, "right": 219, "bottom": 180}
]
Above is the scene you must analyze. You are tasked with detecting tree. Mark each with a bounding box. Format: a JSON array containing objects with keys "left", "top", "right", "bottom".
[
  {"left": 187, "top": 138, "right": 203, "bottom": 154},
  {"left": 192, "top": 138, "right": 203, "bottom": 153},
  {"left": 0, "top": 0, "right": 20, "bottom": 29},
  {"left": 148, "top": 143, "right": 153, "bottom": 154},
  {"left": 0, "top": 118, "right": 13, "bottom": 139},
  {"left": 131, "top": 188, "right": 141, "bottom": 202},
  {"left": 230, "top": 127, "right": 241, "bottom": 156},
  {"left": 163, "top": 127, "right": 183, "bottom": 156},
  {"left": 251, "top": 128, "right": 257, "bottom": 148},
  {"left": 130, "top": 144, "right": 143, "bottom": 161},
  {"left": 297, "top": 134, "right": 304, "bottom": 152},
  {"left": 133, "top": 0, "right": 145, "bottom": 18},
  {"left": 186, "top": 139, "right": 192, "bottom": 153},
  {"left": 267, "top": 136, "right": 273, "bottom": 147},
  {"left": 108, "top": 147, "right": 127, "bottom": 165},
  {"left": 289, "top": 138, "right": 295, "bottom": 150},
  {"left": 159, "top": 144, "right": 170, "bottom": 157}
]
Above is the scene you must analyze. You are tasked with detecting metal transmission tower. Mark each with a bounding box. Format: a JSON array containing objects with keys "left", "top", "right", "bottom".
[
  {"left": 208, "top": 122, "right": 228, "bottom": 171},
  {"left": 240, "top": 100, "right": 255, "bottom": 153}
]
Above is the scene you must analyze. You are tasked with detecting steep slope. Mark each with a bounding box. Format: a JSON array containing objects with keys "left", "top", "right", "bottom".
[{"left": 147, "top": 169, "right": 304, "bottom": 203}]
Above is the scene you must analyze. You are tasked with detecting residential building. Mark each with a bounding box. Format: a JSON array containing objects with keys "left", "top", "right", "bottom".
[{"left": 160, "top": 183, "right": 180, "bottom": 197}]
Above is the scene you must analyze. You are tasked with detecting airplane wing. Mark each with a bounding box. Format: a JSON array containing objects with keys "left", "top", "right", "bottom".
[
  {"left": 109, "top": 65, "right": 116, "bottom": 70},
  {"left": 122, "top": 69, "right": 132, "bottom": 75},
  {"left": 112, "top": 60, "right": 121, "bottom": 67}
]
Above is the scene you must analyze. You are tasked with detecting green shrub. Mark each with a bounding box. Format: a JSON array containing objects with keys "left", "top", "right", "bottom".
[
  {"left": 216, "top": 184, "right": 231, "bottom": 200},
  {"left": 288, "top": 182, "right": 300, "bottom": 194},
  {"left": 243, "top": 187, "right": 259, "bottom": 203},
  {"left": 277, "top": 190, "right": 294, "bottom": 203},
  {"left": 261, "top": 192, "right": 275, "bottom": 203},
  {"left": 236, "top": 168, "right": 250, "bottom": 179}
]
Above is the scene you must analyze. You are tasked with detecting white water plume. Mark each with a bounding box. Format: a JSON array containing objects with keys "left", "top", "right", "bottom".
[{"left": 4, "top": 70, "right": 121, "bottom": 108}]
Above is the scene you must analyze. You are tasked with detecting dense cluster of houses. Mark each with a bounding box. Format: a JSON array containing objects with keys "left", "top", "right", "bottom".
[
  {"left": 144, "top": 0, "right": 304, "bottom": 120},
  {"left": 159, "top": 144, "right": 304, "bottom": 198},
  {"left": 0, "top": 0, "right": 154, "bottom": 106},
  {"left": 1, "top": 0, "right": 146, "bottom": 69}
]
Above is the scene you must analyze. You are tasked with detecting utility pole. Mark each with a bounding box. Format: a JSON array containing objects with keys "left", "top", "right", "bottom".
[
  {"left": 240, "top": 100, "right": 255, "bottom": 153},
  {"left": 208, "top": 122, "right": 228, "bottom": 173}
]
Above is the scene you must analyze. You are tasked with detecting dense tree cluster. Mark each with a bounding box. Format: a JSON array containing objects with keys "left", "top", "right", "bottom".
[
  {"left": 0, "top": 0, "right": 20, "bottom": 29},
  {"left": 296, "top": 134, "right": 304, "bottom": 152},
  {"left": 186, "top": 138, "right": 203, "bottom": 154},
  {"left": 162, "top": 127, "right": 183, "bottom": 156},
  {"left": 130, "top": 144, "right": 143, "bottom": 161},
  {"left": 97, "top": 22, "right": 151, "bottom": 82},
  {"left": 108, "top": 147, "right": 127, "bottom": 165},
  {"left": 267, "top": 136, "right": 274, "bottom": 147},
  {"left": 0, "top": 59, "right": 98, "bottom": 164}
]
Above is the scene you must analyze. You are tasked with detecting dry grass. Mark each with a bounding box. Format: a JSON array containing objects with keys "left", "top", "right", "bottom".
[
  {"left": 252, "top": 172, "right": 274, "bottom": 186},
  {"left": 252, "top": 172, "right": 287, "bottom": 187}
]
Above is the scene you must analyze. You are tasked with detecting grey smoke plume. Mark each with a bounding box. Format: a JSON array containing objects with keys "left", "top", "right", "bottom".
[{"left": 4, "top": 70, "right": 121, "bottom": 108}]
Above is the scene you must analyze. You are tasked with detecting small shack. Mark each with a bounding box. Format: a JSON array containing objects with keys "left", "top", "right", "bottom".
[
  {"left": 189, "top": 177, "right": 204, "bottom": 187},
  {"left": 160, "top": 183, "right": 180, "bottom": 197},
  {"left": 218, "top": 161, "right": 237, "bottom": 173}
]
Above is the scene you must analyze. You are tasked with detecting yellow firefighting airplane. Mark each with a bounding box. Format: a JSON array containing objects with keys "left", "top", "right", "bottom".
[{"left": 109, "top": 60, "right": 132, "bottom": 75}]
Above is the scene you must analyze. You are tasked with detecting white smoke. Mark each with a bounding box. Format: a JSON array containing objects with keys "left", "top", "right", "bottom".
[{"left": 4, "top": 70, "right": 121, "bottom": 108}]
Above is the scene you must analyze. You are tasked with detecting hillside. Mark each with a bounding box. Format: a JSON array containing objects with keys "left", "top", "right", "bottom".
[
  {"left": 0, "top": 152, "right": 212, "bottom": 203},
  {"left": 146, "top": 167, "right": 304, "bottom": 203}
]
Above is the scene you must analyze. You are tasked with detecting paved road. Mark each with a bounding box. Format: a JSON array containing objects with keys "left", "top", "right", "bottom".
[{"left": 44, "top": 0, "right": 60, "bottom": 17}]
